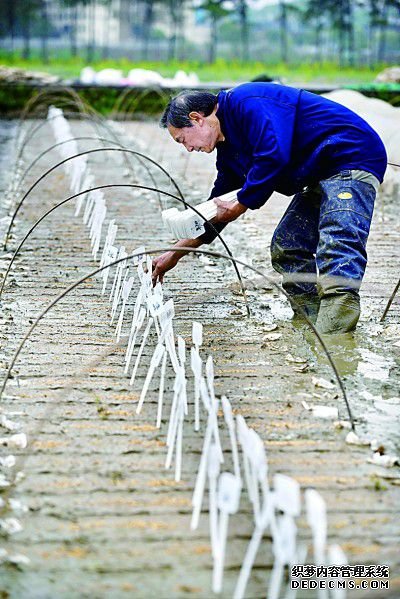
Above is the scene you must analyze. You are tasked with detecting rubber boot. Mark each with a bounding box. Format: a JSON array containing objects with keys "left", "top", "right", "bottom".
[
  {"left": 315, "top": 292, "right": 360, "bottom": 334},
  {"left": 288, "top": 293, "right": 320, "bottom": 324}
]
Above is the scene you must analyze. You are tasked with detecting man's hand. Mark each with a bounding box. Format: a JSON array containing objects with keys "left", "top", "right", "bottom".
[
  {"left": 152, "top": 237, "right": 203, "bottom": 286},
  {"left": 152, "top": 250, "right": 181, "bottom": 285},
  {"left": 212, "top": 197, "right": 247, "bottom": 223}
]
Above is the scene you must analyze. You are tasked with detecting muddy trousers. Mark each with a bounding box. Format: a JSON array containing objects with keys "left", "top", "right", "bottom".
[{"left": 270, "top": 170, "right": 377, "bottom": 333}]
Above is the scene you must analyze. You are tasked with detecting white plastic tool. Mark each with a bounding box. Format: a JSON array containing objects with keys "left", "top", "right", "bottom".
[
  {"left": 132, "top": 245, "right": 146, "bottom": 266},
  {"left": 233, "top": 499, "right": 273, "bottom": 599},
  {"left": 102, "top": 245, "right": 118, "bottom": 294},
  {"left": 147, "top": 283, "right": 164, "bottom": 336},
  {"left": 191, "top": 347, "right": 202, "bottom": 431},
  {"left": 162, "top": 189, "right": 239, "bottom": 239},
  {"left": 111, "top": 266, "right": 129, "bottom": 324},
  {"left": 192, "top": 321, "right": 203, "bottom": 348},
  {"left": 327, "top": 545, "right": 348, "bottom": 599},
  {"left": 136, "top": 343, "right": 165, "bottom": 414},
  {"left": 268, "top": 514, "right": 298, "bottom": 599},
  {"left": 100, "top": 220, "right": 118, "bottom": 269},
  {"left": 89, "top": 193, "right": 107, "bottom": 260},
  {"left": 0, "top": 433, "right": 27, "bottom": 449},
  {"left": 109, "top": 246, "right": 127, "bottom": 305},
  {"left": 208, "top": 444, "right": 221, "bottom": 560},
  {"left": 125, "top": 305, "right": 146, "bottom": 372},
  {"left": 305, "top": 488, "right": 327, "bottom": 566},
  {"left": 191, "top": 394, "right": 221, "bottom": 531},
  {"left": 165, "top": 328, "right": 180, "bottom": 374},
  {"left": 115, "top": 275, "right": 135, "bottom": 341},
  {"left": 213, "top": 472, "right": 242, "bottom": 593},
  {"left": 166, "top": 367, "right": 185, "bottom": 448},
  {"left": 129, "top": 317, "right": 154, "bottom": 386},
  {"left": 82, "top": 187, "right": 94, "bottom": 225},
  {"left": 221, "top": 397, "right": 241, "bottom": 480},
  {"left": 165, "top": 366, "right": 186, "bottom": 481},
  {"left": 273, "top": 474, "right": 301, "bottom": 518},
  {"left": 237, "top": 416, "right": 252, "bottom": 505},
  {"left": 268, "top": 475, "right": 302, "bottom": 599},
  {"left": 202, "top": 368, "right": 223, "bottom": 463},
  {"left": 156, "top": 350, "right": 168, "bottom": 428},
  {"left": 75, "top": 172, "right": 94, "bottom": 217}
]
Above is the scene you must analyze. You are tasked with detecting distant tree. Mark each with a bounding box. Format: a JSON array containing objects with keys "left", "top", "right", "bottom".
[
  {"left": 199, "top": 0, "right": 232, "bottom": 63},
  {"left": 140, "top": 0, "right": 159, "bottom": 60},
  {"left": 66, "top": 0, "right": 111, "bottom": 63},
  {"left": 235, "top": 0, "right": 249, "bottom": 62},
  {"left": 0, "top": 0, "right": 17, "bottom": 51},
  {"left": 278, "top": 0, "right": 288, "bottom": 63},
  {"left": 39, "top": 0, "right": 50, "bottom": 63},
  {"left": 0, "top": 0, "right": 51, "bottom": 59},
  {"left": 61, "top": 0, "right": 84, "bottom": 57},
  {"left": 303, "top": 0, "right": 327, "bottom": 62},
  {"left": 86, "top": 0, "right": 96, "bottom": 62},
  {"left": 167, "top": 0, "right": 186, "bottom": 60},
  {"left": 376, "top": 0, "right": 400, "bottom": 62},
  {"left": 101, "top": 0, "right": 114, "bottom": 59},
  {"left": 72, "top": 0, "right": 113, "bottom": 63},
  {"left": 277, "top": 1, "right": 301, "bottom": 64},
  {"left": 19, "top": 0, "right": 42, "bottom": 59},
  {"left": 304, "top": 0, "right": 354, "bottom": 66}
]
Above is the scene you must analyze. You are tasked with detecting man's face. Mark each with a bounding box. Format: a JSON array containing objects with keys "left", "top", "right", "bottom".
[{"left": 168, "top": 112, "right": 221, "bottom": 154}]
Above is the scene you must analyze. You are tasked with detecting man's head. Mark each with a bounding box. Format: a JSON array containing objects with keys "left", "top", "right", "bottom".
[{"left": 160, "top": 90, "right": 224, "bottom": 153}]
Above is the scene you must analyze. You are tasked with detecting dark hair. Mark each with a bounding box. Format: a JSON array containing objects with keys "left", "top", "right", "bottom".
[{"left": 160, "top": 90, "right": 218, "bottom": 129}]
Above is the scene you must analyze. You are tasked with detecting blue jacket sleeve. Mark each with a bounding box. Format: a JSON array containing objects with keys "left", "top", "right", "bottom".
[
  {"left": 235, "top": 97, "right": 295, "bottom": 209},
  {"left": 199, "top": 153, "right": 243, "bottom": 245}
]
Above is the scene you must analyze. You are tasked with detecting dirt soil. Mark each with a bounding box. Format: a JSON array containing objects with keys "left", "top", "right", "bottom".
[{"left": 0, "top": 118, "right": 399, "bottom": 598}]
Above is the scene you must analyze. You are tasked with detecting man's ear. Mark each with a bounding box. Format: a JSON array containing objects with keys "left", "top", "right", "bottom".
[{"left": 188, "top": 111, "right": 204, "bottom": 125}]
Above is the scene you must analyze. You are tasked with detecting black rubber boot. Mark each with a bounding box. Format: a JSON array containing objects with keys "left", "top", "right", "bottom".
[{"left": 315, "top": 292, "right": 360, "bottom": 334}]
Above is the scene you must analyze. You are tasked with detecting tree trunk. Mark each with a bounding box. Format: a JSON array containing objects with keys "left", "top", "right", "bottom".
[
  {"left": 279, "top": 0, "right": 288, "bottom": 63},
  {"left": 168, "top": 1, "right": 178, "bottom": 60},
  {"left": 338, "top": 33, "right": 344, "bottom": 68},
  {"left": 238, "top": 0, "right": 249, "bottom": 62},
  {"left": 168, "top": 31, "right": 177, "bottom": 60},
  {"left": 70, "top": 5, "right": 78, "bottom": 58},
  {"left": 22, "top": 13, "right": 31, "bottom": 60},
  {"left": 377, "top": 0, "right": 388, "bottom": 62},
  {"left": 367, "top": 17, "right": 374, "bottom": 68},
  {"left": 86, "top": 0, "right": 96, "bottom": 63},
  {"left": 102, "top": 2, "right": 112, "bottom": 59},
  {"left": 208, "top": 15, "right": 217, "bottom": 63},
  {"left": 346, "top": 1, "right": 355, "bottom": 66},
  {"left": 142, "top": 1, "right": 154, "bottom": 61},
  {"left": 314, "top": 20, "right": 322, "bottom": 63},
  {"left": 336, "top": 9, "right": 345, "bottom": 68},
  {"left": 7, "top": 0, "right": 16, "bottom": 53},
  {"left": 41, "top": 0, "right": 49, "bottom": 64},
  {"left": 177, "top": 23, "right": 186, "bottom": 61},
  {"left": 176, "top": 1, "right": 186, "bottom": 61}
]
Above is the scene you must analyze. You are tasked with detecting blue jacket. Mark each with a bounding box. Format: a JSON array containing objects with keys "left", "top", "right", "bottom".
[{"left": 209, "top": 83, "right": 387, "bottom": 210}]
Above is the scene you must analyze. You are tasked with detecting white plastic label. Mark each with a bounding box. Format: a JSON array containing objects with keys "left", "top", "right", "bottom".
[
  {"left": 273, "top": 474, "right": 301, "bottom": 517},
  {"left": 177, "top": 336, "right": 186, "bottom": 365},
  {"left": 132, "top": 246, "right": 145, "bottom": 265},
  {"left": 191, "top": 347, "right": 202, "bottom": 379},
  {"left": 159, "top": 299, "right": 175, "bottom": 330},
  {"left": 217, "top": 472, "right": 241, "bottom": 514},
  {"left": 192, "top": 321, "right": 203, "bottom": 347}
]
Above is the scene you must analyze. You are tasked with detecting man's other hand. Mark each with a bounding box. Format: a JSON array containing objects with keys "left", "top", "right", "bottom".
[{"left": 213, "top": 197, "right": 247, "bottom": 223}]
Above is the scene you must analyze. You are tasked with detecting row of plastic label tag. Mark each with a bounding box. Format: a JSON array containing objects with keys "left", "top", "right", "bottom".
[{"left": 45, "top": 108, "right": 348, "bottom": 598}]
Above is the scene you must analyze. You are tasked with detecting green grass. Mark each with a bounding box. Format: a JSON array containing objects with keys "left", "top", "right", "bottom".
[{"left": 0, "top": 50, "right": 391, "bottom": 85}]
